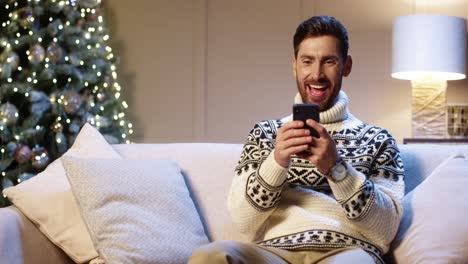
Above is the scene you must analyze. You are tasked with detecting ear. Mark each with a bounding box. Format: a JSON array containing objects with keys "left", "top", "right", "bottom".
[
  {"left": 292, "top": 56, "right": 297, "bottom": 78},
  {"left": 343, "top": 54, "right": 352, "bottom": 77}
]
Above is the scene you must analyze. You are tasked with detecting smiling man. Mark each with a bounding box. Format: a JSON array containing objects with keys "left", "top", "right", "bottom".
[{"left": 189, "top": 16, "right": 405, "bottom": 264}]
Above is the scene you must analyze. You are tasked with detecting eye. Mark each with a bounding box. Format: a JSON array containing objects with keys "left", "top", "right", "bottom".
[
  {"left": 302, "top": 59, "right": 311, "bottom": 65},
  {"left": 325, "top": 59, "right": 337, "bottom": 65}
]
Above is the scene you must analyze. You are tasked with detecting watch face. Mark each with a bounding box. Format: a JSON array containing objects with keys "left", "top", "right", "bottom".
[{"left": 332, "top": 163, "right": 347, "bottom": 181}]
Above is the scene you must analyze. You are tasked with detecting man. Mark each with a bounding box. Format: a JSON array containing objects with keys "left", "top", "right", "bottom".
[{"left": 189, "top": 15, "right": 404, "bottom": 264}]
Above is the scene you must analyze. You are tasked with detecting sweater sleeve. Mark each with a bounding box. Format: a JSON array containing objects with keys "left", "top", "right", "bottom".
[
  {"left": 227, "top": 122, "right": 288, "bottom": 235},
  {"left": 328, "top": 131, "right": 405, "bottom": 253}
]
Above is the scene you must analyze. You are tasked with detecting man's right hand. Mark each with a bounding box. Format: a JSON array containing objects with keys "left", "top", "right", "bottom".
[{"left": 274, "top": 121, "right": 313, "bottom": 168}]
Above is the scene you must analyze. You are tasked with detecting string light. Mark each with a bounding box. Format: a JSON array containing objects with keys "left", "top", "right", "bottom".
[{"left": 0, "top": 0, "right": 135, "bottom": 188}]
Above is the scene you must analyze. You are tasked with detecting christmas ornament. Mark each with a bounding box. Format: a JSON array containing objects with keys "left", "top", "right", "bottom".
[
  {"left": 14, "top": 7, "right": 34, "bottom": 28},
  {"left": 0, "top": 49, "right": 19, "bottom": 70},
  {"left": 15, "top": 145, "right": 32, "bottom": 164},
  {"left": 62, "top": 90, "right": 83, "bottom": 114},
  {"left": 46, "top": 42, "right": 62, "bottom": 64},
  {"left": 0, "top": 102, "right": 19, "bottom": 126},
  {"left": 30, "top": 146, "right": 50, "bottom": 169},
  {"left": 28, "top": 44, "right": 45, "bottom": 64},
  {"left": 96, "top": 91, "right": 107, "bottom": 103}
]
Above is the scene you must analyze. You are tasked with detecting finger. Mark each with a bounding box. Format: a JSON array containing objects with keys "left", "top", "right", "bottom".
[
  {"left": 278, "top": 121, "right": 307, "bottom": 134},
  {"left": 275, "top": 135, "right": 312, "bottom": 159},
  {"left": 306, "top": 119, "right": 327, "bottom": 138},
  {"left": 282, "top": 128, "right": 311, "bottom": 141},
  {"left": 282, "top": 136, "right": 312, "bottom": 149},
  {"left": 282, "top": 144, "right": 309, "bottom": 157}
]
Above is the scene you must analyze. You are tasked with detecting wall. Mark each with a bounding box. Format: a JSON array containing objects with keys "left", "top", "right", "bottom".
[{"left": 105, "top": 0, "right": 468, "bottom": 144}]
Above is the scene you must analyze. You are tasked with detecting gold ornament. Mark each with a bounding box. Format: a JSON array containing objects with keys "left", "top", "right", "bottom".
[
  {"left": 46, "top": 42, "right": 62, "bottom": 64},
  {"left": 0, "top": 49, "right": 20, "bottom": 70},
  {"left": 62, "top": 90, "right": 83, "bottom": 115},
  {"left": 0, "top": 102, "right": 19, "bottom": 126},
  {"left": 28, "top": 44, "right": 45, "bottom": 64},
  {"left": 13, "top": 7, "right": 35, "bottom": 28}
]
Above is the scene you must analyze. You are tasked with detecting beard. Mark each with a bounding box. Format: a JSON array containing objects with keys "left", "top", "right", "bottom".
[{"left": 295, "top": 76, "right": 341, "bottom": 111}]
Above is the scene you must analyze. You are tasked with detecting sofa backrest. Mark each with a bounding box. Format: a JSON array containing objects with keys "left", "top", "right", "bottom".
[
  {"left": 398, "top": 144, "right": 468, "bottom": 194},
  {"left": 113, "top": 142, "right": 468, "bottom": 243}
]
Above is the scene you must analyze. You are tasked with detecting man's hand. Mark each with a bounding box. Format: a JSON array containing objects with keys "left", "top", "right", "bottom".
[
  {"left": 298, "top": 119, "right": 340, "bottom": 175},
  {"left": 274, "top": 121, "right": 312, "bottom": 168}
]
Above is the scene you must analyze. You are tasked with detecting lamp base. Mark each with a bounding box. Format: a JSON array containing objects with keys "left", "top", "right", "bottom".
[{"left": 411, "top": 79, "right": 447, "bottom": 138}]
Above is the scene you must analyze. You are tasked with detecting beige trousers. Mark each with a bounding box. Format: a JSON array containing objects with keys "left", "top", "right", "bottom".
[{"left": 188, "top": 241, "right": 376, "bottom": 264}]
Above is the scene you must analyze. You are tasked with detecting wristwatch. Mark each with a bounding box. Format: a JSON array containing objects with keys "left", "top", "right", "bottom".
[{"left": 330, "top": 158, "right": 347, "bottom": 182}]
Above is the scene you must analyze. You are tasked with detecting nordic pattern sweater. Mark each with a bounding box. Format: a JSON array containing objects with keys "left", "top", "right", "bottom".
[{"left": 228, "top": 91, "right": 405, "bottom": 262}]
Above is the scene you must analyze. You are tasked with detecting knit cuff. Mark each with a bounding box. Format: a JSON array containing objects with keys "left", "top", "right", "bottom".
[
  {"left": 328, "top": 162, "right": 367, "bottom": 201},
  {"left": 258, "top": 153, "right": 288, "bottom": 187}
]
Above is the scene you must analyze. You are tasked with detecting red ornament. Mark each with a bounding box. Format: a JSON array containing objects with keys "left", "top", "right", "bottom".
[{"left": 15, "top": 145, "right": 32, "bottom": 164}]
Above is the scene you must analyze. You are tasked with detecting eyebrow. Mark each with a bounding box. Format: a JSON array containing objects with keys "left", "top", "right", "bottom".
[{"left": 299, "top": 55, "right": 340, "bottom": 61}]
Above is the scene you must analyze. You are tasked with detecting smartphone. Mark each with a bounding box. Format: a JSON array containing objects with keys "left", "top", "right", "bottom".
[{"left": 293, "top": 103, "right": 320, "bottom": 138}]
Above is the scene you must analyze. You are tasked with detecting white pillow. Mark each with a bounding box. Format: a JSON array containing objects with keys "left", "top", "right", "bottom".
[
  {"left": 390, "top": 154, "right": 468, "bottom": 263},
  {"left": 3, "top": 123, "right": 121, "bottom": 263},
  {"left": 62, "top": 157, "right": 209, "bottom": 264}
]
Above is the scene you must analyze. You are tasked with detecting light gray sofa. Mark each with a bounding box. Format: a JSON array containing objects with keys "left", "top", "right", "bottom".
[{"left": 0, "top": 142, "right": 467, "bottom": 263}]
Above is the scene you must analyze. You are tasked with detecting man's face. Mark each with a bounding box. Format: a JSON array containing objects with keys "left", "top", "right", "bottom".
[{"left": 293, "top": 35, "right": 352, "bottom": 111}]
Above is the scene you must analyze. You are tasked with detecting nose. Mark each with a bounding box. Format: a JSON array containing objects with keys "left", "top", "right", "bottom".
[{"left": 310, "top": 62, "right": 324, "bottom": 81}]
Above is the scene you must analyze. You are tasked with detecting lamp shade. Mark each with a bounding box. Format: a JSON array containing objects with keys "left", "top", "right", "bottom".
[{"left": 392, "top": 14, "right": 467, "bottom": 80}]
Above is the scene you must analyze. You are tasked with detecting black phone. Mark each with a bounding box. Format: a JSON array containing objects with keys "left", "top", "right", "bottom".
[{"left": 293, "top": 103, "right": 320, "bottom": 138}]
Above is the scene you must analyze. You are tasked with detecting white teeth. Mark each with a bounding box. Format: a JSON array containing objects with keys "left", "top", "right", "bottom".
[{"left": 307, "top": 84, "right": 326, "bottom": 89}]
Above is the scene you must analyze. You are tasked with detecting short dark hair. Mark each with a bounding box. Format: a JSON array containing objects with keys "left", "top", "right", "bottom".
[{"left": 293, "top": 16, "right": 349, "bottom": 59}]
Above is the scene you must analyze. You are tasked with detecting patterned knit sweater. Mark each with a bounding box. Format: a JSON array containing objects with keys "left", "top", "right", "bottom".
[{"left": 228, "top": 91, "right": 405, "bottom": 262}]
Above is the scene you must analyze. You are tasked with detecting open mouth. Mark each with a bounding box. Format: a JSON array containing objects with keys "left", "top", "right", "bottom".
[{"left": 306, "top": 84, "right": 328, "bottom": 98}]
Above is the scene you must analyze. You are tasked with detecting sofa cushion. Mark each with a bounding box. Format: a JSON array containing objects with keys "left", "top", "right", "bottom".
[
  {"left": 3, "top": 123, "right": 119, "bottom": 263},
  {"left": 112, "top": 143, "right": 254, "bottom": 243},
  {"left": 390, "top": 153, "right": 468, "bottom": 263},
  {"left": 62, "top": 157, "right": 209, "bottom": 264}
]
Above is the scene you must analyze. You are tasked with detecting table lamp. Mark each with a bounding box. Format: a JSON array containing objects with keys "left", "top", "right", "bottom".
[{"left": 392, "top": 14, "right": 466, "bottom": 138}]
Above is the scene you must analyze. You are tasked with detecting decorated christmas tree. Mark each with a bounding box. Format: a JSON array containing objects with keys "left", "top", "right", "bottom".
[{"left": 0, "top": 0, "right": 133, "bottom": 207}]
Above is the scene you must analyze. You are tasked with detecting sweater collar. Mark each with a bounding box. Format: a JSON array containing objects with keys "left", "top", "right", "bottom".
[{"left": 293, "top": 91, "right": 349, "bottom": 124}]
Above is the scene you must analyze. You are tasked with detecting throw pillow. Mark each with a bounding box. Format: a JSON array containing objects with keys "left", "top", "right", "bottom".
[
  {"left": 390, "top": 154, "right": 468, "bottom": 263},
  {"left": 3, "top": 123, "right": 121, "bottom": 263},
  {"left": 62, "top": 157, "right": 209, "bottom": 264}
]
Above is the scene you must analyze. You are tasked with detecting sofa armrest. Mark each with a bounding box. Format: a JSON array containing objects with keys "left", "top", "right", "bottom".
[{"left": 0, "top": 206, "right": 73, "bottom": 264}]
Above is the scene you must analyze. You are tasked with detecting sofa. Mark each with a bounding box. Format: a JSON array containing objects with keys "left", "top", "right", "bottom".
[{"left": 0, "top": 124, "right": 467, "bottom": 264}]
